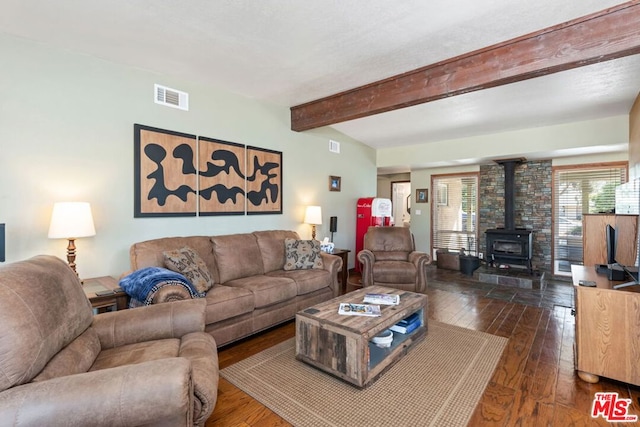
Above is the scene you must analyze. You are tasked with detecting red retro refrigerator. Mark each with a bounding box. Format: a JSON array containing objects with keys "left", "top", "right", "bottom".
[{"left": 355, "top": 197, "right": 392, "bottom": 271}]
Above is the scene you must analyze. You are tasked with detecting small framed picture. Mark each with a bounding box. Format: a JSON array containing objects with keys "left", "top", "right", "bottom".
[
  {"left": 416, "top": 188, "right": 428, "bottom": 203},
  {"left": 329, "top": 176, "right": 341, "bottom": 192}
]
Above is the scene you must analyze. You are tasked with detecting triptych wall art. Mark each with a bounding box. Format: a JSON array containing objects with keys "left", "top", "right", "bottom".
[{"left": 134, "top": 124, "right": 282, "bottom": 217}]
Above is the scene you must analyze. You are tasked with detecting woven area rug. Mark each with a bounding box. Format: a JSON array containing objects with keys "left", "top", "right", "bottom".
[{"left": 220, "top": 321, "right": 507, "bottom": 427}]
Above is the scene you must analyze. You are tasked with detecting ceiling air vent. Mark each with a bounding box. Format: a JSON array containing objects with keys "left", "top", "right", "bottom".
[
  {"left": 154, "top": 84, "right": 189, "bottom": 111},
  {"left": 329, "top": 139, "right": 340, "bottom": 154}
]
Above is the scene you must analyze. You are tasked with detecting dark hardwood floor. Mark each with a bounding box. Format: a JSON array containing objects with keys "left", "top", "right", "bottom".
[{"left": 206, "top": 266, "right": 640, "bottom": 426}]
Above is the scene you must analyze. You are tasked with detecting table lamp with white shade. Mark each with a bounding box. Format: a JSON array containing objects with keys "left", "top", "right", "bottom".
[
  {"left": 48, "top": 202, "right": 96, "bottom": 277},
  {"left": 304, "top": 205, "right": 322, "bottom": 240}
]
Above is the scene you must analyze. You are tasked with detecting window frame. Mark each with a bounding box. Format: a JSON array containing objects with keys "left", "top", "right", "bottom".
[
  {"left": 431, "top": 172, "right": 479, "bottom": 258},
  {"left": 552, "top": 161, "right": 628, "bottom": 276}
]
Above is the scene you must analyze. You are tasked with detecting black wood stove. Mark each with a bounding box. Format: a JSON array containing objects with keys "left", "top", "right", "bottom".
[{"left": 485, "top": 159, "right": 535, "bottom": 273}]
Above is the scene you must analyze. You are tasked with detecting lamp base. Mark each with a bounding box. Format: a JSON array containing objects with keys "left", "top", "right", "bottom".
[
  {"left": 66, "top": 238, "right": 78, "bottom": 277},
  {"left": 311, "top": 225, "right": 317, "bottom": 240}
]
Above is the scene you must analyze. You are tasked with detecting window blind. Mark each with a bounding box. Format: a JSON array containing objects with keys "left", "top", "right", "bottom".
[
  {"left": 431, "top": 174, "right": 478, "bottom": 257},
  {"left": 553, "top": 163, "right": 627, "bottom": 275}
]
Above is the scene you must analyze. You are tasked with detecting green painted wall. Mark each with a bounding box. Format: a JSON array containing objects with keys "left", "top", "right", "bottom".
[{"left": 0, "top": 34, "right": 377, "bottom": 276}]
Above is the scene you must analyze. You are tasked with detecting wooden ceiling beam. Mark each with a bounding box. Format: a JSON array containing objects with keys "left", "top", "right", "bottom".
[{"left": 291, "top": 2, "right": 640, "bottom": 132}]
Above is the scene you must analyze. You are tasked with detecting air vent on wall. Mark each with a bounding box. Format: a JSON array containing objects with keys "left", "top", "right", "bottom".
[
  {"left": 154, "top": 84, "right": 189, "bottom": 111},
  {"left": 329, "top": 139, "right": 340, "bottom": 153}
]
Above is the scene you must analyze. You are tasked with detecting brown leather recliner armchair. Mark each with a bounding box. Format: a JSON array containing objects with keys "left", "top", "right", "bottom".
[
  {"left": 357, "top": 227, "right": 432, "bottom": 292},
  {"left": 0, "top": 255, "right": 218, "bottom": 427}
]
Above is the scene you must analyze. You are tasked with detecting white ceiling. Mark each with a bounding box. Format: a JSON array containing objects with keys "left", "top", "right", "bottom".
[{"left": 2, "top": 0, "right": 637, "bottom": 167}]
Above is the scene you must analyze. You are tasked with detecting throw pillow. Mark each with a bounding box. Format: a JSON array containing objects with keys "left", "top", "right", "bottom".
[
  {"left": 284, "top": 238, "right": 324, "bottom": 271},
  {"left": 163, "top": 246, "right": 215, "bottom": 294}
]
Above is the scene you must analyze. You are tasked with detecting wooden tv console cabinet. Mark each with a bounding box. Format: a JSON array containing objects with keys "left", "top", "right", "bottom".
[{"left": 571, "top": 265, "right": 640, "bottom": 386}]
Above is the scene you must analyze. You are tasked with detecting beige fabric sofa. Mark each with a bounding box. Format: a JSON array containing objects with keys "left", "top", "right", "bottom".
[
  {"left": 129, "top": 230, "right": 342, "bottom": 347},
  {"left": 0, "top": 255, "right": 218, "bottom": 427}
]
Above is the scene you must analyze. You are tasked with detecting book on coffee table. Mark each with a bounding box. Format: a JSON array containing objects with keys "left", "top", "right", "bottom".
[
  {"left": 389, "top": 311, "right": 422, "bottom": 334},
  {"left": 338, "top": 303, "right": 382, "bottom": 317},
  {"left": 389, "top": 319, "right": 421, "bottom": 334},
  {"left": 363, "top": 293, "right": 400, "bottom": 305}
]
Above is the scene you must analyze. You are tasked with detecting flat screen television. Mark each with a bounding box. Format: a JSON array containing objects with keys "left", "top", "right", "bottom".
[
  {"left": 612, "top": 220, "right": 640, "bottom": 289},
  {"left": 0, "top": 223, "right": 4, "bottom": 262},
  {"left": 606, "top": 223, "right": 616, "bottom": 265}
]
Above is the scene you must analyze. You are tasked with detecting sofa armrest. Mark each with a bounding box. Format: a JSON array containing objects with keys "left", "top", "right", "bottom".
[
  {"left": 93, "top": 298, "right": 206, "bottom": 349},
  {"left": 409, "top": 250, "right": 431, "bottom": 266},
  {"left": 320, "top": 252, "right": 342, "bottom": 297},
  {"left": 357, "top": 249, "right": 376, "bottom": 287},
  {"left": 409, "top": 251, "right": 432, "bottom": 293},
  {"left": 180, "top": 332, "right": 219, "bottom": 426},
  {"left": 152, "top": 283, "right": 193, "bottom": 303},
  {"left": 118, "top": 270, "right": 133, "bottom": 279},
  {"left": 0, "top": 358, "right": 193, "bottom": 427}
]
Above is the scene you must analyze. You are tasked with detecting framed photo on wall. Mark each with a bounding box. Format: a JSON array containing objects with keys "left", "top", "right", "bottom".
[
  {"left": 416, "top": 188, "right": 428, "bottom": 203},
  {"left": 329, "top": 176, "right": 341, "bottom": 192}
]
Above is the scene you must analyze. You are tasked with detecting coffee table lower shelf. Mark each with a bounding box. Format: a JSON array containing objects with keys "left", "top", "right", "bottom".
[{"left": 295, "top": 286, "right": 428, "bottom": 388}]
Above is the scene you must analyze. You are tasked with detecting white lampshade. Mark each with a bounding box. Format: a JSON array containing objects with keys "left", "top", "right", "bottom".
[
  {"left": 48, "top": 202, "right": 96, "bottom": 239},
  {"left": 304, "top": 206, "right": 322, "bottom": 225}
]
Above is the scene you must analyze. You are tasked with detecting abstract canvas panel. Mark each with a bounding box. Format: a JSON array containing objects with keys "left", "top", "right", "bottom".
[
  {"left": 198, "top": 137, "right": 246, "bottom": 215},
  {"left": 246, "top": 146, "right": 283, "bottom": 215},
  {"left": 134, "top": 124, "right": 198, "bottom": 217},
  {"left": 134, "top": 124, "right": 282, "bottom": 217}
]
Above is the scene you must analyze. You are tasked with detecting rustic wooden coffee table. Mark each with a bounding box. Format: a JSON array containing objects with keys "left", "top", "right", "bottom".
[{"left": 295, "top": 285, "right": 427, "bottom": 388}]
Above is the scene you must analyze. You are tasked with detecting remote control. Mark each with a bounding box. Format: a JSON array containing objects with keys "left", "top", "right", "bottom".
[{"left": 578, "top": 280, "right": 597, "bottom": 287}]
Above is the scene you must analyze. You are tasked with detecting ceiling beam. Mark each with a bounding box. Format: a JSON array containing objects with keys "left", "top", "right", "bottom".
[{"left": 291, "top": 2, "right": 640, "bottom": 132}]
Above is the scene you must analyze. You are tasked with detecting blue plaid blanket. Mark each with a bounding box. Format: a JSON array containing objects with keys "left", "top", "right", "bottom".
[{"left": 119, "top": 267, "right": 200, "bottom": 307}]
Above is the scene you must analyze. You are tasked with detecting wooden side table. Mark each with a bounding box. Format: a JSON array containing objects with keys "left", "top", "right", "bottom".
[
  {"left": 330, "top": 249, "right": 350, "bottom": 294},
  {"left": 83, "top": 276, "right": 128, "bottom": 313}
]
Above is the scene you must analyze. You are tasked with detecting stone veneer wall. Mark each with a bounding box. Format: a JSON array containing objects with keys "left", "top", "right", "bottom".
[{"left": 479, "top": 160, "right": 552, "bottom": 272}]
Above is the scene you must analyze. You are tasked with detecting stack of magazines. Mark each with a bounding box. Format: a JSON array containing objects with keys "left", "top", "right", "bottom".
[
  {"left": 338, "top": 303, "right": 382, "bottom": 317},
  {"left": 362, "top": 293, "right": 400, "bottom": 305},
  {"left": 389, "top": 312, "right": 421, "bottom": 334}
]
